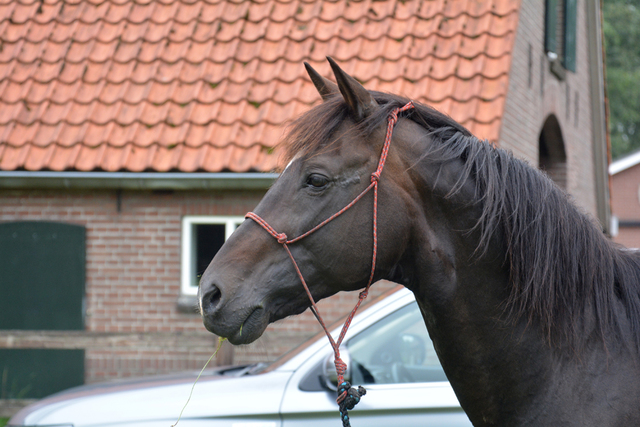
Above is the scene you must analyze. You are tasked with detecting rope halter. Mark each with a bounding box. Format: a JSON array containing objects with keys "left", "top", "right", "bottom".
[{"left": 245, "top": 101, "right": 414, "bottom": 426}]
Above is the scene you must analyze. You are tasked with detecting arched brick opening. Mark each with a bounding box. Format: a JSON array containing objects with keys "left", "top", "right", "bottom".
[{"left": 538, "top": 115, "right": 568, "bottom": 189}]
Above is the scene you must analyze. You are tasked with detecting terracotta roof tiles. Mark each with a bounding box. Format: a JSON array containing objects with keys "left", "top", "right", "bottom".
[{"left": 0, "top": 0, "right": 521, "bottom": 173}]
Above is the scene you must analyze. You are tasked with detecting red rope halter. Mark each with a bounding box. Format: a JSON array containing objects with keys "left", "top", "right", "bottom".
[{"left": 245, "top": 101, "right": 414, "bottom": 421}]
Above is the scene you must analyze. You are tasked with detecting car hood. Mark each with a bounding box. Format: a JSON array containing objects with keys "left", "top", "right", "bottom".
[{"left": 10, "top": 368, "right": 293, "bottom": 427}]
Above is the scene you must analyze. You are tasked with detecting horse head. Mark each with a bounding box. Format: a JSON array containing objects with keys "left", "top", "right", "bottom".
[{"left": 198, "top": 59, "right": 424, "bottom": 345}]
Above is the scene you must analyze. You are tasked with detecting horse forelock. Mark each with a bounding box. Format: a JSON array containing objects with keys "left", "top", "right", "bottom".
[
  {"left": 278, "top": 90, "right": 640, "bottom": 351},
  {"left": 278, "top": 96, "right": 350, "bottom": 171}
]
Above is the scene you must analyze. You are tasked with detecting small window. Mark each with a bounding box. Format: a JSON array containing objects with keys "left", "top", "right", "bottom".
[
  {"left": 545, "top": 0, "right": 577, "bottom": 74},
  {"left": 180, "top": 216, "right": 244, "bottom": 296}
]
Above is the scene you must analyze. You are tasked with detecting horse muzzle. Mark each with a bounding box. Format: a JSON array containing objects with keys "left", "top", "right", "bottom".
[{"left": 200, "top": 280, "right": 269, "bottom": 345}]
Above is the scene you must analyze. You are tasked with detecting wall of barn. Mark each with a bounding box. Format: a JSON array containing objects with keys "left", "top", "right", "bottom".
[
  {"left": 611, "top": 165, "right": 640, "bottom": 249},
  {"left": 0, "top": 188, "right": 397, "bottom": 383},
  {"left": 499, "top": 0, "right": 599, "bottom": 217}
]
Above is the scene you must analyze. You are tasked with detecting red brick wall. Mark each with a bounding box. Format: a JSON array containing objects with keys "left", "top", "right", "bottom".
[
  {"left": 0, "top": 188, "right": 397, "bottom": 382},
  {"left": 611, "top": 166, "right": 640, "bottom": 248},
  {"left": 500, "top": 0, "right": 599, "bottom": 217}
]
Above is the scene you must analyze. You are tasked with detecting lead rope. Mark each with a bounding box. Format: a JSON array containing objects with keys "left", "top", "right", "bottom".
[{"left": 246, "top": 102, "right": 414, "bottom": 426}]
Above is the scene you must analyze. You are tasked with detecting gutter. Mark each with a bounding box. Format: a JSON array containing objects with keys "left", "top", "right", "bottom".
[
  {"left": 586, "top": 0, "right": 611, "bottom": 234},
  {"left": 609, "top": 149, "right": 640, "bottom": 175},
  {"left": 0, "top": 171, "right": 280, "bottom": 191}
]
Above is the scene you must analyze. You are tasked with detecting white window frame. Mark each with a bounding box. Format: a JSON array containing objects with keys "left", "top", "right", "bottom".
[{"left": 180, "top": 215, "right": 245, "bottom": 296}]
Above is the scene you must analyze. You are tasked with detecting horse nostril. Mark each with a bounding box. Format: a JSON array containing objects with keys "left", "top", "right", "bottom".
[{"left": 202, "top": 285, "right": 222, "bottom": 315}]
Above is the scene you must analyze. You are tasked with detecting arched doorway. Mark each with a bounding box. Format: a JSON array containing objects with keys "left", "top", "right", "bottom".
[{"left": 539, "top": 115, "right": 568, "bottom": 189}]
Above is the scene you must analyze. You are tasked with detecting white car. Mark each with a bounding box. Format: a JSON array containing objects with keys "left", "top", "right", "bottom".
[{"left": 9, "top": 288, "right": 472, "bottom": 427}]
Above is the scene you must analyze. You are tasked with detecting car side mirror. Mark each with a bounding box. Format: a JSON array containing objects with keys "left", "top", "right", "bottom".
[{"left": 321, "top": 349, "right": 352, "bottom": 391}]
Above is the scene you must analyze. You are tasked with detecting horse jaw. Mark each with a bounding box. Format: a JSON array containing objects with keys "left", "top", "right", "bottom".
[{"left": 198, "top": 214, "right": 334, "bottom": 345}]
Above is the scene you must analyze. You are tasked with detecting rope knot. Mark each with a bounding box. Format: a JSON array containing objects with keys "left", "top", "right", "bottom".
[
  {"left": 334, "top": 357, "right": 347, "bottom": 376},
  {"left": 337, "top": 381, "right": 367, "bottom": 427},
  {"left": 358, "top": 289, "right": 369, "bottom": 300},
  {"left": 276, "top": 233, "right": 287, "bottom": 244},
  {"left": 370, "top": 172, "right": 380, "bottom": 183},
  {"left": 338, "top": 382, "right": 366, "bottom": 410}
]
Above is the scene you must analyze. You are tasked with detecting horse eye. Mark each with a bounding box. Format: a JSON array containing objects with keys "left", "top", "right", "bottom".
[{"left": 306, "top": 174, "right": 329, "bottom": 189}]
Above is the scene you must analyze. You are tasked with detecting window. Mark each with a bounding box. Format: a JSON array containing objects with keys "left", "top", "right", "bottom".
[
  {"left": 180, "top": 216, "right": 244, "bottom": 296},
  {"left": 545, "top": 0, "right": 577, "bottom": 75},
  {"left": 347, "top": 302, "right": 447, "bottom": 385}
]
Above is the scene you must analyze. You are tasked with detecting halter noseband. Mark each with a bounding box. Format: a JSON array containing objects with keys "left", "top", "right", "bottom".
[{"left": 245, "top": 101, "right": 414, "bottom": 426}]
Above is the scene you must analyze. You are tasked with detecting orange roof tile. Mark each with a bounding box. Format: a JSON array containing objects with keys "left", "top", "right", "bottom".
[{"left": 0, "top": 0, "right": 520, "bottom": 173}]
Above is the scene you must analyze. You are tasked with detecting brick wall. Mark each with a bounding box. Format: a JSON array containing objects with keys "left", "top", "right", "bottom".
[
  {"left": 500, "top": 0, "right": 599, "bottom": 217},
  {"left": 611, "top": 166, "right": 640, "bottom": 248},
  {"left": 0, "top": 188, "right": 397, "bottom": 383}
]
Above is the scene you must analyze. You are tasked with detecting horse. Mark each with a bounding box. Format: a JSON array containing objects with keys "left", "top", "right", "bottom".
[{"left": 198, "top": 57, "right": 640, "bottom": 426}]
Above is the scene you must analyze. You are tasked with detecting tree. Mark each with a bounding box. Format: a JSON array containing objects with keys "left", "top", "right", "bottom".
[{"left": 603, "top": 0, "right": 640, "bottom": 159}]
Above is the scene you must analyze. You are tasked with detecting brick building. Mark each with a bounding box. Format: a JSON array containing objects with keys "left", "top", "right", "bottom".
[
  {"left": 610, "top": 151, "right": 640, "bottom": 249},
  {"left": 0, "top": 0, "right": 609, "bottom": 411}
]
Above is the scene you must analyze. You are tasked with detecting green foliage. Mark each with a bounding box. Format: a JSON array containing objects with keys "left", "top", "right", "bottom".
[
  {"left": 603, "top": 0, "right": 640, "bottom": 159},
  {"left": 0, "top": 418, "right": 8, "bottom": 427},
  {"left": 607, "top": 67, "right": 640, "bottom": 158}
]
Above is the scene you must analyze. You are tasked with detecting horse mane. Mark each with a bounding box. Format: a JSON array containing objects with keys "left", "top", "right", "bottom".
[{"left": 280, "top": 92, "right": 640, "bottom": 350}]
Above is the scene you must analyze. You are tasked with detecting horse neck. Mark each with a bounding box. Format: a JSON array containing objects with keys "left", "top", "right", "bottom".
[
  {"left": 391, "top": 135, "right": 558, "bottom": 425},
  {"left": 392, "top": 130, "right": 640, "bottom": 425}
]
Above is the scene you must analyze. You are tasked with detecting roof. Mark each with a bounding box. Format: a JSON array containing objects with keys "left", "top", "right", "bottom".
[
  {"left": 0, "top": 0, "right": 521, "bottom": 173},
  {"left": 609, "top": 150, "right": 640, "bottom": 175}
]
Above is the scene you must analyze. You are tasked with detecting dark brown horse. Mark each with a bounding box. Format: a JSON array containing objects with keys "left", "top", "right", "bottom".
[{"left": 199, "top": 58, "right": 640, "bottom": 426}]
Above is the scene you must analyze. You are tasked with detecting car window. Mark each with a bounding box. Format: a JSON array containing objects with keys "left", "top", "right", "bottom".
[{"left": 347, "top": 301, "right": 447, "bottom": 385}]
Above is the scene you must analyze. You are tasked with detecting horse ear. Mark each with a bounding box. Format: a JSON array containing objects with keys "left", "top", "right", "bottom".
[
  {"left": 304, "top": 62, "right": 339, "bottom": 101},
  {"left": 327, "top": 56, "right": 378, "bottom": 121}
]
